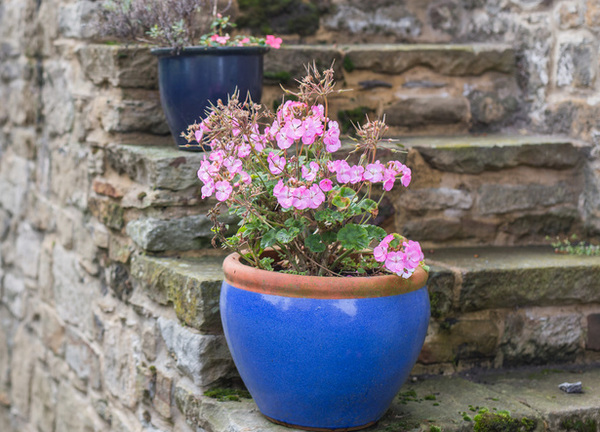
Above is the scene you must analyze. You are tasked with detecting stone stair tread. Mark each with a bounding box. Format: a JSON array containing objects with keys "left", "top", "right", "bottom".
[
  {"left": 427, "top": 246, "right": 600, "bottom": 312},
  {"left": 185, "top": 365, "right": 600, "bottom": 432}
]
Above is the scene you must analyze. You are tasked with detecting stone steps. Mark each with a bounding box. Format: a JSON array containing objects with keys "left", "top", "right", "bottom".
[
  {"left": 175, "top": 365, "right": 600, "bottom": 432},
  {"left": 130, "top": 249, "right": 600, "bottom": 431},
  {"left": 130, "top": 246, "right": 600, "bottom": 375},
  {"left": 98, "top": 134, "right": 589, "bottom": 253},
  {"left": 78, "top": 43, "right": 518, "bottom": 144}
]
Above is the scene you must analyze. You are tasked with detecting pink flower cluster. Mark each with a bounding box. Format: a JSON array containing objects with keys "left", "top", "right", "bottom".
[
  {"left": 196, "top": 100, "right": 413, "bottom": 215},
  {"left": 373, "top": 235, "right": 424, "bottom": 279},
  {"left": 207, "top": 34, "right": 282, "bottom": 48}
]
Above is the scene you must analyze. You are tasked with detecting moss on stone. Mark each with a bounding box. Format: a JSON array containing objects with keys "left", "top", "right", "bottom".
[
  {"left": 343, "top": 55, "right": 355, "bottom": 72},
  {"left": 560, "top": 416, "right": 597, "bottom": 432},
  {"left": 264, "top": 70, "right": 293, "bottom": 84},
  {"left": 236, "top": 0, "right": 321, "bottom": 36},
  {"left": 473, "top": 408, "right": 536, "bottom": 432},
  {"left": 204, "top": 388, "right": 251, "bottom": 402}
]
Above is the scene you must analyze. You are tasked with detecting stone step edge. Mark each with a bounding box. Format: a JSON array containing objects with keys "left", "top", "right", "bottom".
[
  {"left": 104, "top": 134, "right": 587, "bottom": 191},
  {"left": 131, "top": 247, "right": 600, "bottom": 328},
  {"left": 174, "top": 365, "right": 600, "bottom": 432}
]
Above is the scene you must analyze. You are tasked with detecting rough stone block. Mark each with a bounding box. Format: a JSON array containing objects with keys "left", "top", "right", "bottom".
[
  {"left": 99, "top": 89, "right": 169, "bottom": 135},
  {"left": 384, "top": 97, "right": 469, "bottom": 127},
  {"left": 478, "top": 182, "right": 578, "bottom": 215},
  {"left": 10, "top": 324, "right": 39, "bottom": 418},
  {"left": 131, "top": 254, "right": 225, "bottom": 333},
  {"left": 404, "top": 217, "right": 463, "bottom": 242},
  {"left": 419, "top": 314, "right": 501, "bottom": 364},
  {"left": 153, "top": 370, "right": 173, "bottom": 419},
  {"left": 55, "top": 381, "right": 95, "bottom": 431},
  {"left": 65, "top": 329, "right": 101, "bottom": 390},
  {"left": 322, "top": 5, "right": 422, "bottom": 38},
  {"left": 587, "top": 313, "right": 600, "bottom": 351},
  {"left": 126, "top": 216, "right": 214, "bottom": 252},
  {"left": 403, "top": 187, "right": 473, "bottom": 211},
  {"left": 52, "top": 244, "right": 100, "bottom": 334},
  {"left": 88, "top": 196, "right": 124, "bottom": 230},
  {"left": 2, "top": 273, "right": 26, "bottom": 319},
  {"left": 426, "top": 265, "right": 456, "bottom": 318},
  {"left": 429, "top": 247, "right": 600, "bottom": 312},
  {"left": 158, "top": 317, "right": 236, "bottom": 389},
  {"left": 556, "top": 34, "right": 598, "bottom": 88},
  {"left": 57, "top": 0, "right": 101, "bottom": 39},
  {"left": 39, "top": 303, "right": 65, "bottom": 356},
  {"left": 405, "top": 135, "right": 586, "bottom": 174},
  {"left": 42, "top": 60, "right": 75, "bottom": 136},
  {"left": 102, "top": 320, "right": 138, "bottom": 408},
  {"left": 106, "top": 144, "right": 206, "bottom": 191},
  {"left": 342, "top": 44, "right": 515, "bottom": 76},
  {"left": 555, "top": 1, "right": 584, "bottom": 29},
  {"left": 30, "top": 366, "right": 57, "bottom": 432},
  {"left": 77, "top": 44, "right": 158, "bottom": 89},
  {"left": 501, "top": 311, "right": 584, "bottom": 366},
  {"left": 15, "top": 222, "right": 42, "bottom": 280},
  {"left": 264, "top": 46, "right": 344, "bottom": 82}
]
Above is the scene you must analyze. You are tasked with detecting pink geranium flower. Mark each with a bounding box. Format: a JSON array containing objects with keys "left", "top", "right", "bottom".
[
  {"left": 323, "top": 121, "right": 341, "bottom": 153},
  {"left": 307, "top": 184, "right": 326, "bottom": 209},
  {"left": 268, "top": 152, "right": 286, "bottom": 175},
  {"left": 302, "top": 162, "right": 320, "bottom": 182},
  {"left": 214, "top": 181, "right": 233, "bottom": 202},
  {"left": 265, "top": 35, "right": 282, "bottom": 49},
  {"left": 319, "top": 178, "right": 333, "bottom": 192},
  {"left": 363, "top": 162, "right": 385, "bottom": 183}
]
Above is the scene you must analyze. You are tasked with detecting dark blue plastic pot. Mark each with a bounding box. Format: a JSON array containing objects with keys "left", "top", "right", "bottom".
[
  {"left": 220, "top": 253, "right": 430, "bottom": 431},
  {"left": 151, "top": 46, "right": 268, "bottom": 151}
]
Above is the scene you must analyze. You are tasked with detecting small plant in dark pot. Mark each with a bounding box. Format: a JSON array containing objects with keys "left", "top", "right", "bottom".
[{"left": 99, "top": 0, "right": 281, "bottom": 151}]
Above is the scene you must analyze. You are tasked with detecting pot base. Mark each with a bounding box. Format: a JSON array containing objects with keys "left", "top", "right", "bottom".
[{"left": 264, "top": 415, "right": 377, "bottom": 432}]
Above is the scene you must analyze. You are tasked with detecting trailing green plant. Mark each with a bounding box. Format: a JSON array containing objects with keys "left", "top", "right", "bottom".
[{"left": 547, "top": 234, "right": 600, "bottom": 256}]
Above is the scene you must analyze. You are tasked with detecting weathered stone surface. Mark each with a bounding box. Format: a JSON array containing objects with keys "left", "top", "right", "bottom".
[
  {"left": 30, "top": 366, "right": 56, "bottom": 432},
  {"left": 587, "top": 313, "right": 600, "bottom": 351},
  {"left": 52, "top": 244, "right": 99, "bottom": 334},
  {"left": 555, "top": 1, "right": 584, "bottom": 29},
  {"left": 404, "top": 217, "right": 463, "bottom": 241},
  {"left": 264, "top": 45, "right": 344, "bottom": 82},
  {"left": 158, "top": 318, "right": 236, "bottom": 389},
  {"left": 57, "top": 0, "right": 101, "bottom": 39},
  {"left": 54, "top": 381, "right": 95, "bottom": 431},
  {"left": 384, "top": 97, "right": 469, "bottom": 127},
  {"left": 106, "top": 144, "right": 205, "bottom": 191},
  {"left": 501, "top": 311, "right": 584, "bottom": 366},
  {"left": 154, "top": 370, "right": 173, "bottom": 419},
  {"left": 419, "top": 314, "right": 501, "bottom": 364},
  {"left": 556, "top": 34, "right": 597, "bottom": 88},
  {"left": 100, "top": 89, "right": 169, "bottom": 135},
  {"left": 405, "top": 135, "right": 586, "bottom": 174},
  {"left": 88, "top": 196, "right": 124, "bottom": 230},
  {"left": 42, "top": 60, "right": 75, "bottom": 136},
  {"left": 0, "top": 151, "right": 32, "bottom": 216},
  {"left": 2, "top": 273, "right": 26, "bottom": 319},
  {"left": 426, "top": 265, "right": 456, "bottom": 318},
  {"left": 65, "top": 329, "right": 101, "bottom": 390},
  {"left": 322, "top": 5, "right": 422, "bottom": 38},
  {"left": 403, "top": 187, "right": 473, "bottom": 211},
  {"left": 39, "top": 303, "right": 65, "bottom": 355},
  {"left": 10, "top": 324, "right": 39, "bottom": 418},
  {"left": 131, "top": 255, "right": 224, "bottom": 333},
  {"left": 78, "top": 44, "right": 158, "bottom": 89},
  {"left": 342, "top": 44, "right": 515, "bottom": 75},
  {"left": 501, "top": 209, "right": 578, "bottom": 239},
  {"left": 468, "top": 91, "right": 519, "bottom": 128},
  {"left": 15, "top": 223, "right": 42, "bottom": 280},
  {"left": 477, "top": 182, "right": 578, "bottom": 215},
  {"left": 428, "top": 247, "right": 600, "bottom": 312},
  {"left": 126, "top": 216, "right": 214, "bottom": 252},
  {"left": 102, "top": 319, "right": 138, "bottom": 408}
]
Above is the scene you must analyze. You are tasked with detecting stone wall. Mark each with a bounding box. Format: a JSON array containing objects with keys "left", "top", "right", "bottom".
[{"left": 0, "top": 0, "right": 600, "bottom": 431}]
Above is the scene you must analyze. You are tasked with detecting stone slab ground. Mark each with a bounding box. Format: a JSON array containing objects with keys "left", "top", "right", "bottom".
[{"left": 179, "top": 365, "right": 600, "bottom": 432}]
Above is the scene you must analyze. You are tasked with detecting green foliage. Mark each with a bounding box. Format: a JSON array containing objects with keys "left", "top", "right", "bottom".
[
  {"left": 430, "top": 426, "right": 442, "bottom": 432},
  {"left": 236, "top": 0, "right": 321, "bottom": 36},
  {"left": 560, "top": 416, "right": 597, "bottom": 432},
  {"left": 343, "top": 56, "right": 355, "bottom": 72},
  {"left": 472, "top": 408, "right": 536, "bottom": 432},
  {"left": 548, "top": 234, "right": 600, "bottom": 256},
  {"left": 204, "top": 388, "right": 251, "bottom": 402},
  {"left": 337, "top": 224, "right": 369, "bottom": 250},
  {"left": 338, "top": 107, "right": 375, "bottom": 134}
]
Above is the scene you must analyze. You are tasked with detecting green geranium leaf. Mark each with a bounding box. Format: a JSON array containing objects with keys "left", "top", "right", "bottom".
[
  {"left": 305, "top": 234, "right": 327, "bottom": 253},
  {"left": 315, "top": 210, "right": 345, "bottom": 224},
  {"left": 360, "top": 199, "right": 378, "bottom": 212},
  {"left": 260, "top": 229, "right": 278, "bottom": 249},
  {"left": 338, "top": 187, "right": 356, "bottom": 199},
  {"left": 332, "top": 195, "right": 351, "bottom": 210},
  {"left": 276, "top": 227, "right": 300, "bottom": 244},
  {"left": 337, "top": 224, "right": 369, "bottom": 250},
  {"left": 365, "top": 225, "right": 387, "bottom": 242}
]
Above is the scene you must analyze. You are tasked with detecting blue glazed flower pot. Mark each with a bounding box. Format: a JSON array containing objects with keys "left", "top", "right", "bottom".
[
  {"left": 220, "top": 253, "right": 430, "bottom": 431},
  {"left": 151, "top": 46, "right": 268, "bottom": 151}
]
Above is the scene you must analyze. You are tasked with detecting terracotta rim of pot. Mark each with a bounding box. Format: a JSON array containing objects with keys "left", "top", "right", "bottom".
[{"left": 222, "top": 252, "right": 429, "bottom": 300}]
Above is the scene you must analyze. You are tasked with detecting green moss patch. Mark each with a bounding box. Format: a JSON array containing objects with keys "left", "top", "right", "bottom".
[{"left": 204, "top": 388, "right": 252, "bottom": 402}]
